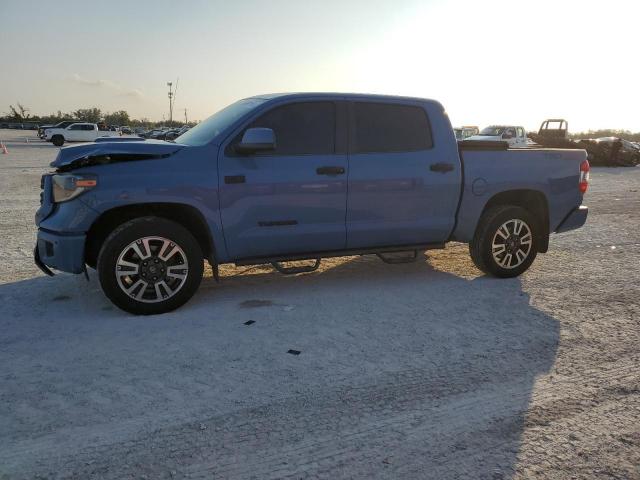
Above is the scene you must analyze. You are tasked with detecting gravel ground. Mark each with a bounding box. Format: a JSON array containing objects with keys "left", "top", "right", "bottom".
[{"left": 0, "top": 130, "right": 638, "bottom": 479}]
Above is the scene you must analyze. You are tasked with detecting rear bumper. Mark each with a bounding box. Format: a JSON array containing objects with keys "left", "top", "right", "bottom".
[
  {"left": 555, "top": 205, "right": 588, "bottom": 233},
  {"left": 34, "top": 229, "right": 86, "bottom": 274}
]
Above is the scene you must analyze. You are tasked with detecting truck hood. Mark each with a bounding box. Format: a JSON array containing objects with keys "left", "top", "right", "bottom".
[{"left": 50, "top": 140, "right": 184, "bottom": 171}]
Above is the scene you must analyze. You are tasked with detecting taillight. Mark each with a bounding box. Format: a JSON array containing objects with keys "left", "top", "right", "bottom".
[{"left": 579, "top": 159, "right": 590, "bottom": 193}]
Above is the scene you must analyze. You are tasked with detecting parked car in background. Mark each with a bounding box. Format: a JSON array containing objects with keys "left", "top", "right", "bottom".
[
  {"left": 528, "top": 119, "right": 575, "bottom": 149},
  {"left": 34, "top": 93, "right": 589, "bottom": 314},
  {"left": 454, "top": 126, "right": 479, "bottom": 141},
  {"left": 121, "top": 126, "right": 132, "bottom": 134},
  {"left": 148, "top": 126, "right": 191, "bottom": 141},
  {"left": 576, "top": 137, "right": 640, "bottom": 167},
  {"left": 467, "top": 125, "right": 528, "bottom": 147},
  {"left": 537, "top": 119, "right": 569, "bottom": 139},
  {"left": 163, "top": 126, "right": 191, "bottom": 141},
  {"left": 44, "top": 123, "right": 120, "bottom": 146},
  {"left": 39, "top": 121, "right": 76, "bottom": 138},
  {"left": 139, "top": 129, "right": 164, "bottom": 139},
  {"left": 157, "top": 129, "right": 178, "bottom": 141},
  {"left": 150, "top": 129, "right": 173, "bottom": 140},
  {"left": 528, "top": 118, "right": 640, "bottom": 167}
]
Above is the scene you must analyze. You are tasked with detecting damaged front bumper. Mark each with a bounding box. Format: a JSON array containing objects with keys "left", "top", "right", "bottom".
[
  {"left": 34, "top": 229, "right": 87, "bottom": 275},
  {"left": 34, "top": 245, "right": 54, "bottom": 276}
]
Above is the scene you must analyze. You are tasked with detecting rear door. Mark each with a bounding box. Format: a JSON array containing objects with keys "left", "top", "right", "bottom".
[
  {"left": 83, "top": 124, "right": 98, "bottom": 141},
  {"left": 346, "top": 101, "right": 461, "bottom": 248},
  {"left": 219, "top": 100, "right": 348, "bottom": 260}
]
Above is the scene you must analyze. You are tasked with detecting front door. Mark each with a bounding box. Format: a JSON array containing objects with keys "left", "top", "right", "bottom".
[
  {"left": 218, "top": 101, "right": 348, "bottom": 260},
  {"left": 65, "top": 124, "right": 84, "bottom": 141},
  {"left": 346, "top": 101, "right": 462, "bottom": 248}
]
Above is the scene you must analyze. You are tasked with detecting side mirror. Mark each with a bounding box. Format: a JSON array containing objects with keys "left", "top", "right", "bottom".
[{"left": 235, "top": 127, "right": 276, "bottom": 154}]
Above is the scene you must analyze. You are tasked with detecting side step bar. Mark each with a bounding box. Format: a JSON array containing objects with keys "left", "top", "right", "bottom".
[
  {"left": 235, "top": 243, "right": 444, "bottom": 267},
  {"left": 377, "top": 250, "right": 419, "bottom": 264},
  {"left": 271, "top": 259, "right": 321, "bottom": 275}
]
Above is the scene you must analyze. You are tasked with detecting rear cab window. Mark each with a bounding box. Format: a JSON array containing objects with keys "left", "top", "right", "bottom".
[{"left": 352, "top": 102, "right": 433, "bottom": 153}]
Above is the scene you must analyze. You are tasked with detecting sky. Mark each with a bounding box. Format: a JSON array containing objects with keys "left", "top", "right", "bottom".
[{"left": 1, "top": 0, "right": 639, "bottom": 132}]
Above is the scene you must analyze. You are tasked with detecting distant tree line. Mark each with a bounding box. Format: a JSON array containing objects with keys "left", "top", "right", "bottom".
[{"left": 1, "top": 103, "right": 196, "bottom": 128}]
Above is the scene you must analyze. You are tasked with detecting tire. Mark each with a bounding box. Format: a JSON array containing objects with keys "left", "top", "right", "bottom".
[
  {"left": 52, "top": 135, "right": 64, "bottom": 147},
  {"left": 97, "top": 216, "right": 204, "bottom": 315},
  {"left": 469, "top": 205, "right": 538, "bottom": 278}
]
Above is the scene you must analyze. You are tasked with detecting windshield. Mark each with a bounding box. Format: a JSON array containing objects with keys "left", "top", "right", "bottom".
[
  {"left": 479, "top": 127, "right": 505, "bottom": 136},
  {"left": 176, "top": 98, "right": 267, "bottom": 146}
]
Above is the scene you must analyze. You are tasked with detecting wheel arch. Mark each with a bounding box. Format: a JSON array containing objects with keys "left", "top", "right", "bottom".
[
  {"left": 85, "top": 202, "right": 216, "bottom": 268},
  {"left": 478, "top": 189, "right": 550, "bottom": 253}
]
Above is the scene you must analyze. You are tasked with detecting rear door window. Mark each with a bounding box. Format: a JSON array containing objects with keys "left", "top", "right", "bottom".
[{"left": 353, "top": 103, "right": 432, "bottom": 153}]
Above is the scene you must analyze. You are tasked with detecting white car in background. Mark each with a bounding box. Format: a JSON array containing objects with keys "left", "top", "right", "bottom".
[
  {"left": 467, "top": 125, "right": 528, "bottom": 147},
  {"left": 454, "top": 126, "right": 479, "bottom": 141},
  {"left": 44, "top": 123, "right": 119, "bottom": 146}
]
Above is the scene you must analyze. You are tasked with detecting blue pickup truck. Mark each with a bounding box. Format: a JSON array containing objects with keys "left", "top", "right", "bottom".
[{"left": 35, "top": 93, "right": 589, "bottom": 314}]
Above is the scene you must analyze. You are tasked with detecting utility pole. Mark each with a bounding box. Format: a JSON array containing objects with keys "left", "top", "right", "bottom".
[
  {"left": 184, "top": 108, "right": 188, "bottom": 124},
  {"left": 167, "top": 82, "right": 173, "bottom": 125}
]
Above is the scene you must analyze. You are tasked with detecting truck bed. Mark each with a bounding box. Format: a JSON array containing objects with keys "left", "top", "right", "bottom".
[{"left": 453, "top": 141, "right": 588, "bottom": 242}]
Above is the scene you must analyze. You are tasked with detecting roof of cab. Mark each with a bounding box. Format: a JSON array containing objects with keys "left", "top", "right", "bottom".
[{"left": 249, "top": 92, "right": 442, "bottom": 106}]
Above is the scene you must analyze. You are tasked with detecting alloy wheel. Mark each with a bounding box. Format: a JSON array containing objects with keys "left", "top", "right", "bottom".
[
  {"left": 491, "top": 219, "right": 533, "bottom": 269},
  {"left": 115, "top": 236, "right": 189, "bottom": 303}
]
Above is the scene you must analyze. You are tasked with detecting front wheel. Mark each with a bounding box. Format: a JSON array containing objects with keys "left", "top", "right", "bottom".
[
  {"left": 469, "top": 205, "right": 538, "bottom": 278},
  {"left": 97, "top": 217, "right": 204, "bottom": 315}
]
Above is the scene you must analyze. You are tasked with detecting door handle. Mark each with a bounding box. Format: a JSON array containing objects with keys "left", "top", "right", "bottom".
[
  {"left": 316, "top": 166, "right": 345, "bottom": 175},
  {"left": 224, "top": 175, "right": 246, "bottom": 184},
  {"left": 430, "top": 162, "right": 455, "bottom": 173}
]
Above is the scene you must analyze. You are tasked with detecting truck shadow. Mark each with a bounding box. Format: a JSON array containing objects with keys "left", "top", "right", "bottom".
[{"left": 0, "top": 252, "right": 558, "bottom": 479}]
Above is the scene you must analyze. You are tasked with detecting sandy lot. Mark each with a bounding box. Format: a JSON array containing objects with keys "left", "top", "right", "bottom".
[{"left": 0, "top": 130, "right": 638, "bottom": 479}]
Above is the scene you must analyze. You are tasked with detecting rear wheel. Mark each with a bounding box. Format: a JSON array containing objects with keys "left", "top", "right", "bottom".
[
  {"left": 469, "top": 205, "right": 538, "bottom": 278},
  {"left": 51, "top": 135, "right": 64, "bottom": 146},
  {"left": 97, "top": 217, "right": 203, "bottom": 315}
]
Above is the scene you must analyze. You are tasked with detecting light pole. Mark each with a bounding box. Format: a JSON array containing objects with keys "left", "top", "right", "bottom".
[
  {"left": 167, "top": 82, "right": 173, "bottom": 125},
  {"left": 184, "top": 108, "right": 188, "bottom": 124}
]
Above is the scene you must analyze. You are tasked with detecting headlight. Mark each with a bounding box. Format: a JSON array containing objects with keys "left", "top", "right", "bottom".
[{"left": 51, "top": 174, "right": 97, "bottom": 203}]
